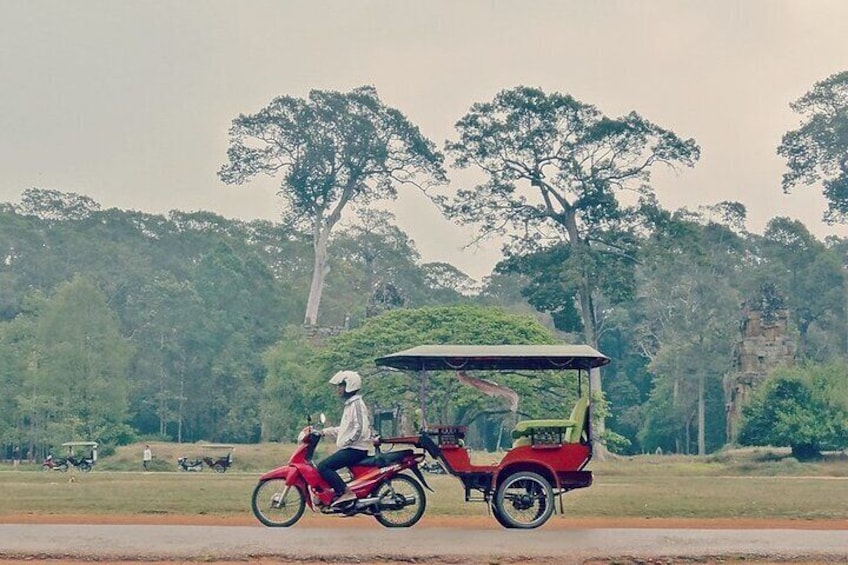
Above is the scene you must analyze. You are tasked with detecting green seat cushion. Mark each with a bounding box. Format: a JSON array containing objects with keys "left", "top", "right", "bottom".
[{"left": 511, "top": 418, "right": 576, "bottom": 439}]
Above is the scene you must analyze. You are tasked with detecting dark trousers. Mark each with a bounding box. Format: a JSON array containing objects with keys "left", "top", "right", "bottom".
[{"left": 317, "top": 448, "right": 367, "bottom": 496}]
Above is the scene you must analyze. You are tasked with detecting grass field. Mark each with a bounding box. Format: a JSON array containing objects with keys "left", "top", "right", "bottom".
[{"left": 2, "top": 443, "right": 847, "bottom": 520}]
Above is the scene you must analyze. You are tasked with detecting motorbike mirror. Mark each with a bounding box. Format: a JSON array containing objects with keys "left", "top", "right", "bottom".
[{"left": 319, "top": 413, "right": 326, "bottom": 425}]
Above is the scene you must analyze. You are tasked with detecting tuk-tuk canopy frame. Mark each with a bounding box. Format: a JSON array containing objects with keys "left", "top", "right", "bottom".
[
  {"left": 194, "top": 443, "right": 235, "bottom": 450},
  {"left": 374, "top": 344, "right": 610, "bottom": 372},
  {"left": 375, "top": 344, "right": 609, "bottom": 431}
]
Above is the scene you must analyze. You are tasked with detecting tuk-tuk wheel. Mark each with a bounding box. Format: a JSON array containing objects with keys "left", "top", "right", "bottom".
[
  {"left": 491, "top": 502, "right": 516, "bottom": 528},
  {"left": 213, "top": 464, "right": 226, "bottom": 473},
  {"left": 493, "top": 471, "right": 554, "bottom": 529}
]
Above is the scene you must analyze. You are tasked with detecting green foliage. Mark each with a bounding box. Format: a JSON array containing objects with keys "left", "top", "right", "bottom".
[
  {"left": 749, "top": 217, "right": 846, "bottom": 360},
  {"left": 260, "top": 327, "right": 323, "bottom": 442},
  {"left": 631, "top": 207, "right": 743, "bottom": 454},
  {"left": 318, "top": 304, "right": 573, "bottom": 448},
  {"left": 11, "top": 277, "right": 133, "bottom": 451},
  {"left": 219, "top": 86, "right": 448, "bottom": 325},
  {"left": 738, "top": 363, "right": 848, "bottom": 460},
  {"left": 778, "top": 70, "right": 848, "bottom": 223},
  {"left": 444, "top": 86, "right": 699, "bottom": 343}
]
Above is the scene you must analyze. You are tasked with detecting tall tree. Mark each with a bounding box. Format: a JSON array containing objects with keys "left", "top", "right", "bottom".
[
  {"left": 443, "top": 86, "right": 700, "bottom": 454},
  {"left": 752, "top": 218, "right": 845, "bottom": 360},
  {"left": 27, "top": 276, "right": 134, "bottom": 447},
  {"left": 634, "top": 208, "right": 743, "bottom": 454},
  {"left": 219, "top": 86, "right": 447, "bottom": 325},
  {"left": 778, "top": 71, "right": 848, "bottom": 223}
]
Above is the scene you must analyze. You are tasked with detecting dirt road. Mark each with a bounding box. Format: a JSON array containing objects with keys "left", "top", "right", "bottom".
[{"left": 1, "top": 515, "right": 847, "bottom": 564}]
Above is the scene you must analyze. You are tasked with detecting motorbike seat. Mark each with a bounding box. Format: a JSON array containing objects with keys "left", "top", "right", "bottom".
[{"left": 356, "top": 449, "right": 414, "bottom": 467}]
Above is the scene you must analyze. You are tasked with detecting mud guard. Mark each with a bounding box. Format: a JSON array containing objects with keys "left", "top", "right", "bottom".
[
  {"left": 258, "top": 464, "right": 292, "bottom": 482},
  {"left": 411, "top": 464, "right": 434, "bottom": 492}
]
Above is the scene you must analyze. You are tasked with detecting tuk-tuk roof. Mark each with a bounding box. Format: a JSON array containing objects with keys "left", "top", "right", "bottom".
[
  {"left": 374, "top": 344, "right": 610, "bottom": 372},
  {"left": 195, "top": 443, "right": 235, "bottom": 449},
  {"left": 61, "top": 441, "right": 98, "bottom": 447}
]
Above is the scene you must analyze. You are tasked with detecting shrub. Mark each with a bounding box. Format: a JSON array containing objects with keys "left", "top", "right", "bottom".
[{"left": 738, "top": 363, "right": 848, "bottom": 460}]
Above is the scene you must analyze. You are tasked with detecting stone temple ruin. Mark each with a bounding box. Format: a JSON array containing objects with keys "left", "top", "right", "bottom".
[{"left": 724, "top": 283, "right": 796, "bottom": 442}]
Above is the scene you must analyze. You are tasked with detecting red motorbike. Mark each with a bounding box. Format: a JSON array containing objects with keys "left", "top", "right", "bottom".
[
  {"left": 251, "top": 415, "right": 431, "bottom": 528},
  {"left": 41, "top": 454, "right": 68, "bottom": 472}
]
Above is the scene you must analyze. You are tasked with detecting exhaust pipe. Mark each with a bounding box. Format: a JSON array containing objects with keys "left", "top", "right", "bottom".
[{"left": 355, "top": 496, "right": 381, "bottom": 507}]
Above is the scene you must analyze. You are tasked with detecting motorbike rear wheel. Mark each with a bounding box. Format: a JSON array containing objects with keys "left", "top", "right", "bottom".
[
  {"left": 373, "top": 474, "right": 426, "bottom": 528},
  {"left": 493, "top": 471, "right": 553, "bottom": 529},
  {"left": 251, "top": 479, "right": 305, "bottom": 527}
]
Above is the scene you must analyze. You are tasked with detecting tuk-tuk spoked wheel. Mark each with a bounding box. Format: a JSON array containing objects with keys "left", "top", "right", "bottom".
[{"left": 493, "top": 471, "right": 554, "bottom": 529}]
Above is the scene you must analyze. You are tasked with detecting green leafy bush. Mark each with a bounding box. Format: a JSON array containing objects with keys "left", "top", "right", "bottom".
[{"left": 738, "top": 363, "right": 848, "bottom": 460}]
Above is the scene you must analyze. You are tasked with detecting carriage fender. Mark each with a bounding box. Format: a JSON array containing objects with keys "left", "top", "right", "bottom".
[
  {"left": 494, "top": 461, "right": 558, "bottom": 490},
  {"left": 411, "top": 464, "right": 435, "bottom": 492}
]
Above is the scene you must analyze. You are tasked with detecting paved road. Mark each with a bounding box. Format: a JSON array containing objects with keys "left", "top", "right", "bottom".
[{"left": 1, "top": 524, "right": 847, "bottom": 562}]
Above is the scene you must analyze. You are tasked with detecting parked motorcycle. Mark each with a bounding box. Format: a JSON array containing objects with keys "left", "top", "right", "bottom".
[
  {"left": 66, "top": 453, "right": 94, "bottom": 473},
  {"left": 177, "top": 457, "right": 204, "bottom": 472},
  {"left": 251, "top": 415, "right": 431, "bottom": 528},
  {"left": 41, "top": 454, "right": 69, "bottom": 472}
]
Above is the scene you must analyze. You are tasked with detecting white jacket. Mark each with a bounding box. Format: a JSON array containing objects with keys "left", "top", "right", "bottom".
[{"left": 323, "top": 394, "right": 373, "bottom": 451}]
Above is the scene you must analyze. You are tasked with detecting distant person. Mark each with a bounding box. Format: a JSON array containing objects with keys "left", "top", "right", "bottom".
[
  {"left": 12, "top": 446, "right": 20, "bottom": 469},
  {"left": 143, "top": 444, "right": 152, "bottom": 471}
]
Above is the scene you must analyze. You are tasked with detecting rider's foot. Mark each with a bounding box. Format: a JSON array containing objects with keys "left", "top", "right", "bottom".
[{"left": 331, "top": 490, "right": 356, "bottom": 507}]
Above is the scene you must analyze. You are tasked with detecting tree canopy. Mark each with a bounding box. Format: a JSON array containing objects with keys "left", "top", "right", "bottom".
[
  {"left": 219, "top": 86, "right": 447, "bottom": 325},
  {"left": 778, "top": 71, "right": 848, "bottom": 223}
]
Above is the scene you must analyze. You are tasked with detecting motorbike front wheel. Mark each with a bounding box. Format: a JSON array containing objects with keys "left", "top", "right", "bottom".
[
  {"left": 251, "top": 479, "right": 306, "bottom": 527},
  {"left": 493, "top": 471, "right": 553, "bottom": 529},
  {"left": 373, "top": 474, "right": 426, "bottom": 528}
]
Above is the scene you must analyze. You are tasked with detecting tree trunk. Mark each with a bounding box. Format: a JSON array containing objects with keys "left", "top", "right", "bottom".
[
  {"left": 303, "top": 191, "right": 351, "bottom": 326},
  {"left": 563, "top": 212, "right": 607, "bottom": 460},
  {"left": 303, "top": 224, "right": 332, "bottom": 326},
  {"left": 698, "top": 371, "right": 705, "bottom": 456}
]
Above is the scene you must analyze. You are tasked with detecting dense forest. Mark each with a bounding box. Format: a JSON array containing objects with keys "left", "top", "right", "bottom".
[
  {"left": 2, "top": 187, "right": 847, "bottom": 458},
  {"left": 3, "top": 74, "right": 848, "bottom": 460}
]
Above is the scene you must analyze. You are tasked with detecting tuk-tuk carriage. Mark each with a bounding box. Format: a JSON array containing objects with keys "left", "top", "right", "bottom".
[
  {"left": 61, "top": 441, "right": 98, "bottom": 473},
  {"left": 200, "top": 443, "right": 235, "bottom": 473},
  {"left": 373, "top": 344, "right": 609, "bottom": 529}
]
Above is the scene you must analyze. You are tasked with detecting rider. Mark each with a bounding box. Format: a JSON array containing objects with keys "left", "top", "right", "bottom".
[{"left": 317, "top": 370, "right": 373, "bottom": 507}]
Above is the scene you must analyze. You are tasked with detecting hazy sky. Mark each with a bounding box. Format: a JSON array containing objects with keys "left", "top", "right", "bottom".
[{"left": 2, "top": 1, "right": 848, "bottom": 279}]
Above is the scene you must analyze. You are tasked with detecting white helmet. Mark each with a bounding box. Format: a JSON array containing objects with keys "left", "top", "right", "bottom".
[{"left": 329, "top": 370, "right": 362, "bottom": 393}]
